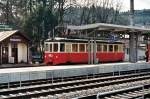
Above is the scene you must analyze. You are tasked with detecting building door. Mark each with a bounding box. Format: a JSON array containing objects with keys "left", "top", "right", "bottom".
[
  {"left": 12, "top": 43, "right": 18, "bottom": 63},
  {"left": 2, "top": 46, "right": 8, "bottom": 64}
]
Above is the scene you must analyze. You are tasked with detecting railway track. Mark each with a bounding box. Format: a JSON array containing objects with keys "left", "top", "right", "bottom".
[
  {"left": 97, "top": 84, "right": 150, "bottom": 99},
  {"left": 1, "top": 71, "right": 150, "bottom": 99}
]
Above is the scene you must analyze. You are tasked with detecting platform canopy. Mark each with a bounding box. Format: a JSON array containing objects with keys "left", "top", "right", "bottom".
[{"left": 67, "top": 23, "right": 150, "bottom": 33}]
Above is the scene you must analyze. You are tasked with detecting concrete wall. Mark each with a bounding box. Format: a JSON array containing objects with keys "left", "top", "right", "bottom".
[{"left": 0, "top": 62, "right": 150, "bottom": 84}]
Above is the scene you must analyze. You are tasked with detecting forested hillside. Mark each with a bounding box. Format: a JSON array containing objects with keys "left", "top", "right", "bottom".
[
  {"left": 0, "top": 0, "right": 149, "bottom": 48},
  {"left": 120, "top": 9, "right": 150, "bottom": 26}
]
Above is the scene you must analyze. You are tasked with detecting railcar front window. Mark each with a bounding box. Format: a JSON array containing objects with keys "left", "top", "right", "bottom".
[
  {"left": 72, "top": 44, "right": 78, "bottom": 52},
  {"left": 103, "top": 45, "right": 107, "bottom": 52},
  {"left": 49, "top": 44, "right": 52, "bottom": 52},
  {"left": 60, "top": 43, "right": 65, "bottom": 52},
  {"left": 79, "top": 44, "right": 85, "bottom": 52},
  {"left": 109, "top": 45, "right": 113, "bottom": 52},
  {"left": 45, "top": 44, "right": 48, "bottom": 51},
  {"left": 54, "top": 43, "right": 58, "bottom": 52}
]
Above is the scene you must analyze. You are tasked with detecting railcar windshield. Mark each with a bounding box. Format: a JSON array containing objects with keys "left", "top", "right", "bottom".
[
  {"left": 45, "top": 44, "right": 48, "bottom": 51},
  {"left": 54, "top": 43, "right": 58, "bottom": 52},
  {"left": 49, "top": 44, "right": 52, "bottom": 52},
  {"left": 44, "top": 43, "right": 52, "bottom": 52}
]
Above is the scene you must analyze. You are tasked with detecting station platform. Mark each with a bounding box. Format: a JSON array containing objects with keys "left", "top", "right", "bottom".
[{"left": 0, "top": 61, "right": 150, "bottom": 84}]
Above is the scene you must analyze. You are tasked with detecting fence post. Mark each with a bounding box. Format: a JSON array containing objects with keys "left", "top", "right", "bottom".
[
  {"left": 61, "top": 71, "right": 63, "bottom": 82},
  {"left": 20, "top": 72, "right": 22, "bottom": 87},
  {"left": 52, "top": 73, "right": 53, "bottom": 84},
  {"left": 8, "top": 74, "right": 10, "bottom": 89},
  {"left": 142, "top": 85, "right": 144, "bottom": 99}
]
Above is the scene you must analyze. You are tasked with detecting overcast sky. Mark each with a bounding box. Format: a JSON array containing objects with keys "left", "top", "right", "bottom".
[{"left": 122, "top": 0, "right": 150, "bottom": 11}]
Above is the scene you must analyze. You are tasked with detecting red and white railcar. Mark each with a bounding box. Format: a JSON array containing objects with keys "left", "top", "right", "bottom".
[{"left": 44, "top": 38, "right": 125, "bottom": 65}]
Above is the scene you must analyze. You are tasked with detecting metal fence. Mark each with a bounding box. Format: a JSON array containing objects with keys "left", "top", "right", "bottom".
[{"left": 0, "top": 62, "right": 149, "bottom": 87}]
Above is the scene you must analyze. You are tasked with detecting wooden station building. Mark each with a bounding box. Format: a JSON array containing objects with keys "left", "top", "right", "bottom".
[{"left": 0, "top": 30, "right": 30, "bottom": 64}]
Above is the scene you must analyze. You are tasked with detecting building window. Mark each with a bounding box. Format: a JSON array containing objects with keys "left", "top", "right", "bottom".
[
  {"left": 53, "top": 43, "right": 58, "bottom": 52},
  {"left": 103, "top": 44, "right": 107, "bottom": 52},
  {"left": 72, "top": 44, "right": 78, "bottom": 52},
  {"left": 109, "top": 45, "right": 113, "bottom": 52},
  {"left": 79, "top": 44, "right": 85, "bottom": 52},
  {"left": 60, "top": 43, "right": 65, "bottom": 52},
  {"left": 114, "top": 45, "right": 118, "bottom": 52},
  {"left": 97, "top": 44, "right": 102, "bottom": 52}
]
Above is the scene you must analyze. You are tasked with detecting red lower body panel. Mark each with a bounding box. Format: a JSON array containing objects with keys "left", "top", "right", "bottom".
[{"left": 44, "top": 52, "right": 124, "bottom": 65}]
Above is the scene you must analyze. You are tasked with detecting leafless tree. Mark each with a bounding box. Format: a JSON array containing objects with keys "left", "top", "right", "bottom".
[{"left": 78, "top": 0, "right": 123, "bottom": 24}]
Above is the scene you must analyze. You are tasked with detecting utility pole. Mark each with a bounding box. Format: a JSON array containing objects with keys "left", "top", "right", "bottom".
[
  {"left": 130, "top": 0, "right": 134, "bottom": 26},
  {"left": 129, "top": 0, "right": 137, "bottom": 62}
]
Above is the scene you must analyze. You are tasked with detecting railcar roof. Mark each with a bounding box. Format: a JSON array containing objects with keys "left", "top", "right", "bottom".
[{"left": 45, "top": 37, "right": 123, "bottom": 44}]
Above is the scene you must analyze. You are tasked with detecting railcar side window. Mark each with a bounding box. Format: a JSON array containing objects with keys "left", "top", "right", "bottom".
[
  {"left": 79, "top": 44, "right": 85, "bottom": 52},
  {"left": 65, "top": 43, "right": 71, "bottom": 52},
  {"left": 72, "top": 44, "right": 78, "bottom": 52},
  {"left": 118, "top": 45, "right": 123, "bottom": 52},
  {"left": 45, "top": 44, "right": 48, "bottom": 51},
  {"left": 114, "top": 45, "right": 118, "bottom": 52},
  {"left": 54, "top": 43, "right": 58, "bottom": 52},
  {"left": 86, "top": 44, "right": 89, "bottom": 52},
  {"left": 49, "top": 44, "right": 52, "bottom": 52},
  {"left": 60, "top": 43, "right": 65, "bottom": 52},
  {"left": 103, "top": 44, "right": 107, "bottom": 52},
  {"left": 109, "top": 45, "right": 113, "bottom": 52},
  {"left": 97, "top": 44, "right": 102, "bottom": 52}
]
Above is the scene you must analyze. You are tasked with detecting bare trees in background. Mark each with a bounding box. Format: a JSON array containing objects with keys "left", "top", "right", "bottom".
[
  {"left": 0, "top": 0, "right": 123, "bottom": 40},
  {"left": 0, "top": 0, "right": 123, "bottom": 26},
  {"left": 64, "top": 0, "right": 123, "bottom": 25}
]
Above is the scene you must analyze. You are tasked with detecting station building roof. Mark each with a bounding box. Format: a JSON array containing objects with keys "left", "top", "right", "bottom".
[
  {"left": 0, "top": 30, "right": 30, "bottom": 42},
  {"left": 67, "top": 23, "right": 150, "bottom": 33}
]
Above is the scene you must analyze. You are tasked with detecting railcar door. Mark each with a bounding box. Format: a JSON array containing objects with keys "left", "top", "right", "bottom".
[
  {"left": 65, "top": 43, "right": 71, "bottom": 62},
  {"left": 11, "top": 43, "right": 18, "bottom": 63}
]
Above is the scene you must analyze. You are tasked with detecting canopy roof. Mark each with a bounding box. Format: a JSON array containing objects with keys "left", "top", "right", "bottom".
[{"left": 67, "top": 23, "right": 150, "bottom": 33}]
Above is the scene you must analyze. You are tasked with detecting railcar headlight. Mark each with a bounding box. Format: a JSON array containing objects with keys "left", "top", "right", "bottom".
[{"left": 49, "top": 54, "right": 53, "bottom": 57}]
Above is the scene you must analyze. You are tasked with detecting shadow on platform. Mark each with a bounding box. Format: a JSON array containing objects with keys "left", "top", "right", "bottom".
[{"left": 0, "top": 63, "right": 46, "bottom": 69}]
